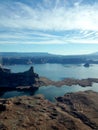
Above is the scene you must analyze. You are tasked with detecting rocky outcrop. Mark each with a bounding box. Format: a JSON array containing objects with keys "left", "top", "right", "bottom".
[
  {"left": 1, "top": 65, "right": 98, "bottom": 92},
  {"left": 0, "top": 66, "right": 39, "bottom": 90},
  {"left": 39, "top": 77, "right": 98, "bottom": 87},
  {"left": 0, "top": 91, "right": 98, "bottom": 130},
  {"left": 56, "top": 91, "right": 98, "bottom": 130},
  {"left": 84, "top": 63, "right": 90, "bottom": 67}
]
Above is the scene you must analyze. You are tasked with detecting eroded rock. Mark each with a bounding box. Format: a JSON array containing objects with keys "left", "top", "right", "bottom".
[{"left": 0, "top": 91, "right": 98, "bottom": 130}]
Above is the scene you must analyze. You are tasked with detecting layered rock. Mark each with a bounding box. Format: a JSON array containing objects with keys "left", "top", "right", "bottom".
[
  {"left": 0, "top": 91, "right": 98, "bottom": 130},
  {"left": 39, "top": 76, "right": 98, "bottom": 87},
  {"left": 56, "top": 91, "right": 98, "bottom": 129}
]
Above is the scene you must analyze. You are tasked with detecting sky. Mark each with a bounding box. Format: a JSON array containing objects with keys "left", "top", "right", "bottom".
[{"left": 0, "top": 0, "right": 98, "bottom": 55}]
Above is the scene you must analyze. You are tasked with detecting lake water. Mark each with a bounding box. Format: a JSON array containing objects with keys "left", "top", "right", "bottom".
[
  {"left": 4, "top": 64, "right": 98, "bottom": 80},
  {"left": 1, "top": 64, "right": 98, "bottom": 101}
]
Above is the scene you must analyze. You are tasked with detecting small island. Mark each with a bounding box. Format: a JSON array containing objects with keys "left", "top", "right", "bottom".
[{"left": 84, "top": 63, "right": 90, "bottom": 67}]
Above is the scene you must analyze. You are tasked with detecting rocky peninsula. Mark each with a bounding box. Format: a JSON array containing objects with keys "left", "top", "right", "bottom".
[
  {"left": 0, "top": 66, "right": 39, "bottom": 91},
  {"left": 0, "top": 66, "right": 98, "bottom": 129},
  {"left": 39, "top": 76, "right": 98, "bottom": 87},
  {"left": 0, "top": 65, "right": 98, "bottom": 92},
  {"left": 0, "top": 91, "right": 98, "bottom": 130}
]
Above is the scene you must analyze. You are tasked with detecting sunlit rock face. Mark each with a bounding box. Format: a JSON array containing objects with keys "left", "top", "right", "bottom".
[{"left": 0, "top": 91, "right": 98, "bottom": 130}]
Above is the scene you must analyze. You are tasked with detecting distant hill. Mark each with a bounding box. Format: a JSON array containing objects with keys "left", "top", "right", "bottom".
[
  {"left": 0, "top": 51, "right": 98, "bottom": 58},
  {"left": 0, "top": 52, "right": 53, "bottom": 57},
  {"left": 1, "top": 52, "right": 98, "bottom": 65}
]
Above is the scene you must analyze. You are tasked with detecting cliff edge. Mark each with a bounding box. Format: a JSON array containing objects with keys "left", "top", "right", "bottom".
[{"left": 0, "top": 91, "right": 98, "bottom": 130}]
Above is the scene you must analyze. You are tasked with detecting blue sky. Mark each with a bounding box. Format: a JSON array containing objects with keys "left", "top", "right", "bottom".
[{"left": 0, "top": 0, "right": 98, "bottom": 55}]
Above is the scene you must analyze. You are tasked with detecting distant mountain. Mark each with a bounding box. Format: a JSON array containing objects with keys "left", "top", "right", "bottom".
[
  {"left": 1, "top": 52, "right": 98, "bottom": 65},
  {"left": 0, "top": 51, "right": 98, "bottom": 58},
  {"left": 0, "top": 52, "right": 92, "bottom": 58},
  {"left": 0, "top": 52, "right": 53, "bottom": 57}
]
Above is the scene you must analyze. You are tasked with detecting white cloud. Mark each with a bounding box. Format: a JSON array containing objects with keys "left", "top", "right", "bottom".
[
  {"left": 0, "top": 0, "right": 98, "bottom": 30},
  {"left": 0, "top": 0, "right": 98, "bottom": 44},
  {"left": 0, "top": 31, "right": 60, "bottom": 39},
  {"left": 69, "top": 39, "right": 98, "bottom": 44},
  {"left": 0, "top": 39, "right": 66, "bottom": 45}
]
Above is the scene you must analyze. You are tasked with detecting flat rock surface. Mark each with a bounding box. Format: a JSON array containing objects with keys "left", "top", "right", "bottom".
[
  {"left": 39, "top": 77, "right": 98, "bottom": 87},
  {"left": 0, "top": 91, "right": 98, "bottom": 130}
]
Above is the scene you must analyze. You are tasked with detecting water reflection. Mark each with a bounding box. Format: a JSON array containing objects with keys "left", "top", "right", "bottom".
[
  {"left": 1, "top": 83, "right": 98, "bottom": 101},
  {"left": 0, "top": 89, "right": 37, "bottom": 99}
]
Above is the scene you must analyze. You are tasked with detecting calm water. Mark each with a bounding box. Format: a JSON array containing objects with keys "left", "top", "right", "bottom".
[
  {"left": 4, "top": 64, "right": 98, "bottom": 80},
  {"left": 1, "top": 64, "right": 98, "bottom": 101},
  {"left": 1, "top": 84, "right": 98, "bottom": 101}
]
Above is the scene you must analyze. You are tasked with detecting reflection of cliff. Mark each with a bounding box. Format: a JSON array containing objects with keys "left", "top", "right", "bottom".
[{"left": 0, "top": 66, "right": 39, "bottom": 88}]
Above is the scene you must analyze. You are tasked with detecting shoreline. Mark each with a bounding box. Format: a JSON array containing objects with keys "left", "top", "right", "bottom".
[
  {"left": 0, "top": 77, "right": 98, "bottom": 92},
  {"left": 38, "top": 77, "right": 98, "bottom": 87}
]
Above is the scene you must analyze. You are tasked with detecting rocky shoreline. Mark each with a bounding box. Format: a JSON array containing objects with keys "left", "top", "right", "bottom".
[
  {"left": 0, "top": 66, "right": 98, "bottom": 92},
  {"left": 39, "top": 76, "right": 98, "bottom": 87},
  {"left": 0, "top": 66, "right": 98, "bottom": 129},
  {"left": 0, "top": 90, "right": 98, "bottom": 130}
]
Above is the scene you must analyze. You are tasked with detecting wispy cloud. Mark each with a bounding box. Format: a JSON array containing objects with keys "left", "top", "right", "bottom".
[{"left": 0, "top": 0, "right": 98, "bottom": 44}]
